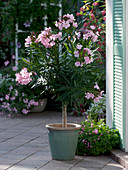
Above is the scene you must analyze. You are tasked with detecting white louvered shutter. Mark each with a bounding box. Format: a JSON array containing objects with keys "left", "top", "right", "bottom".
[{"left": 113, "top": 0, "right": 125, "bottom": 149}]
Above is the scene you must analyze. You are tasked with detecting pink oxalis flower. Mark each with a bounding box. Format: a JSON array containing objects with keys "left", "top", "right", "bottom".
[{"left": 92, "top": 129, "right": 98, "bottom": 134}]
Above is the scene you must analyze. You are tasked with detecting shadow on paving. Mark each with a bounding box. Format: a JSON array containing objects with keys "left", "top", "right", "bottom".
[{"left": 0, "top": 111, "right": 125, "bottom": 170}]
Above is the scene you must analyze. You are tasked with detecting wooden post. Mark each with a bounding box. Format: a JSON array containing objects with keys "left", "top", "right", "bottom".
[{"left": 62, "top": 104, "right": 67, "bottom": 128}]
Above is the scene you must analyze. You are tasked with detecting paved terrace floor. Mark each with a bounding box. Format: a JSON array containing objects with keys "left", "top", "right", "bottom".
[{"left": 0, "top": 111, "right": 126, "bottom": 170}]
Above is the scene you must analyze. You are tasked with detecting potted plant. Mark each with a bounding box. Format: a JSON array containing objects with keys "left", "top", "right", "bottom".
[
  {"left": 0, "top": 65, "right": 48, "bottom": 115},
  {"left": 17, "top": 13, "right": 104, "bottom": 160}
]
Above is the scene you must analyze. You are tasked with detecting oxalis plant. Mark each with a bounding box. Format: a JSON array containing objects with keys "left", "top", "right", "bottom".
[{"left": 16, "top": 14, "right": 104, "bottom": 128}]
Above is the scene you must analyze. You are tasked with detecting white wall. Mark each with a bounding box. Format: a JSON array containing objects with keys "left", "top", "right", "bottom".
[{"left": 106, "top": 0, "right": 113, "bottom": 128}]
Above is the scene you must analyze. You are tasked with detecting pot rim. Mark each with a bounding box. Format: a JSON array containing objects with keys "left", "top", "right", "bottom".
[{"left": 46, "top": 123, "right": 81, "bottom": 131}]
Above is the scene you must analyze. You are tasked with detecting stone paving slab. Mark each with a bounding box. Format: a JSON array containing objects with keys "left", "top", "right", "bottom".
[
  {"left": 102, "top": 160, "right": 127, "bottom": 170},
  {"left": 0, "top": 111, "right": 125, "bottom": 170},
  {"left": 110, "top": 149, "right": 128, "bottom": 169}
]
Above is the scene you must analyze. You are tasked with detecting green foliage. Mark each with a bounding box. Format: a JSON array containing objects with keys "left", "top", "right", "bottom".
[
  {"left": 0, "top": 0, "right": 63, "bottom": 60},
  {"left": 85, "top": 94, "right": 106, "bottom": 122},
  {"left": 77, "top": 120, "right": 120, "bottom": 156},
  {"left": 1, "top": 0, "right": 61, "bottom": 41}
]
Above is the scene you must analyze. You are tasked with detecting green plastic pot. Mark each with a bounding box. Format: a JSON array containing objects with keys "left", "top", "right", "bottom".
[{"left": 46, "top": 123, "right": 81, "bottom": 160}]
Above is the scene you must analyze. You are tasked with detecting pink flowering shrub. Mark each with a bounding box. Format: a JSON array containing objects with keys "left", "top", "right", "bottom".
[
  {"left": 77, "top": 120, "right": 120, "bottom": 156},
  {"left": 0, "top": 67, "right": 40, "bottom": 115},
  {"left": 76, "top": 0, "right": 106, "bottom": 89},
  {"left": 21, "top": 12, "right": 105, "bottom": 113}
]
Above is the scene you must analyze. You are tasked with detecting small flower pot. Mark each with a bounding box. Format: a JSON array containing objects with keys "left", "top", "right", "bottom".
[
  {"left": 30, "top": 98, "right": 47, "bottom": 113},
  {"left": 46, "top": 123, "right": 81, "bottom": 160}
]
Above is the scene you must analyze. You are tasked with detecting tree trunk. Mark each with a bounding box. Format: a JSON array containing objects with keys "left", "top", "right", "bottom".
[{"left": 62, "top": 104, "right": 67, "bottom": 128}]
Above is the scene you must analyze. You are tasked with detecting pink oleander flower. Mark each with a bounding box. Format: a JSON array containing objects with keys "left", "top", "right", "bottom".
[
  {"left": 77, "top": 44, "right": 83, "bottom": 50},
  {"left": 94, "top": 82, "right": 100, "bottom": 90},
  {"left": 84, "top": 29, "right": 98, "bottom": 42},
  {"left": 63, "top": 13, "right": 75, "bottom": 22},
  {"left": 84, "top": 57, "right": 90, "bottom": 64},
  {"left": 37, "top": 28, "right": 62, "bottom": 48},
  {"left": 73, "top": 22, "right": 78, "bottom": 27},
  {"left": 84, "top": 57, "right": 93, "bottom": 64},
  {"left": 55, "top": 14, "right": 78, "bottom": 30},
  {"left": 84, "top": 48, "right": 93, "bottom": 55},
  {"left": 80, "top": 62, "right": 84, "bottom": 67},
  {"left": 25, "top": 36, "right": 32, "bottom": 47},
  {"left": 62, "top": 21, "right": 70, "bottom": 29},
  {"left": 100, "top": 90, "right": 104, "bottom": 96},
  {"left": 23, "top": 99, "right": 28, "bottom": 104},
  {"left": 22, "top": 109, "right": 30, "bottom": 114},
  {"left": 74, "top": 50, "right": 79, "bottom": 57},
  {"left": 90, "top": 25, "right": 96, "bottom": 30},
  {"left": 9, "top": 85, "right": 13, "bottom": 91},
  {"left": 33, "top": 102, "right": 39, "bottom": 106},
  {"left": 10, "top": 96, "right": 15, "bottom": 100},
  {"left": 75, "top": 32, "right": 81, "bottom": 39},
  {"left": 28, "top": 100, "right": 39, "bottom": 106},
  {"left": 5, "top": 95, "right": 9, "bottom": 100},
  {"left": 75, "top": 61, "right": 81, "bottom": 67},
  {"left": 92, "top": 34, "right": 98, "bottom": 42},
  {"left": 15, "top": 89, "right": 18, "bottom": 96},
  {"left": 12, "top": 66, "right": 17, "bottom": 71},
  {"left": 98, "top": 95, "right": 103, "bottom": 100},
  {"left": 4, "top": 60, "right": 9, "bottom": 66},
  {"left": 85, "top": 92, "right": 94, "bottom": 99},
  {"left": 15, "top": 67, "right": 32, "bottom": 85}
]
